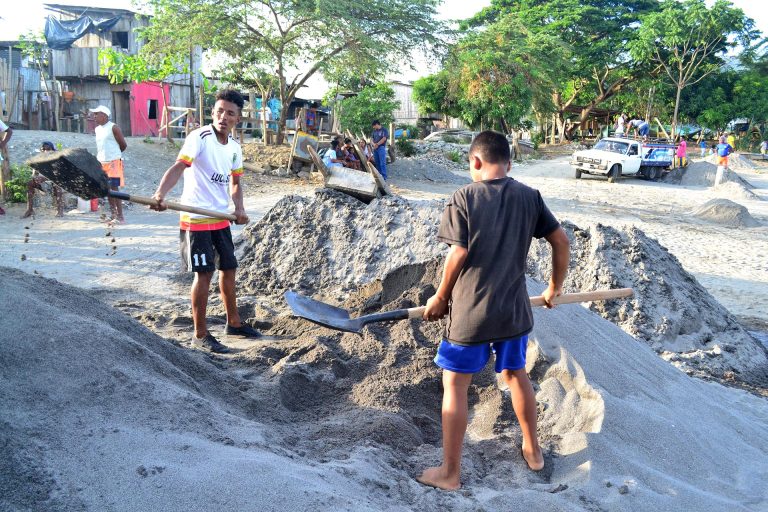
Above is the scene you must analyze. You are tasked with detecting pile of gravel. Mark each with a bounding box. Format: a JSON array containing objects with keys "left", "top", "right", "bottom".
[
  {"left": 690, "top": 199, "right": 761, "bottom": 227},
  {"left": 526, "top": 221, "right": 768, "bottom": 386}
]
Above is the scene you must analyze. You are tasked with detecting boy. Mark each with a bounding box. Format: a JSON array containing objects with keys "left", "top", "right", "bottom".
[
  {"left": 22, "top": 141, "right": 64, "bottom": 218},
  {"left": 322, "top": 139, "right": 344, "bottom": 168},
  {"left": 418, "top": 130, "right": 570, "bottom": 491},
  {"left": 151, "top": 89, "right": 260, "bottom": 353}
]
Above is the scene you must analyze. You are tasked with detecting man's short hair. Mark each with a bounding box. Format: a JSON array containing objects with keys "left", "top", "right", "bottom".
[
  {"left": 215, "top": 89, "right": 244, "bottom": 110},
  {"left": 372, "top": 119, "right": 380, "bottom": 126},
  {"left": 331, "top": 139, "right": 339, "bottom": 149},
  {"left": 469, "top": 130, "right": 510, "bottom": 165},
  {"left": 41, "top": 141, "right": 55, "bottom": 151}
]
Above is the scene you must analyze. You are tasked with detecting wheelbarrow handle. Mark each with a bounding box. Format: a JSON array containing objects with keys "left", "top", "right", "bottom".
[
  {"left": 403, "top": 288, "right": 634, "bottom": 318},
  {"left": 109, "top": 191, "right": 238, "bottom": 221}
]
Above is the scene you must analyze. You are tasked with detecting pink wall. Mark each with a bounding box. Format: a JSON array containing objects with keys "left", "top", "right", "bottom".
[{"left": 130, "top": 81, "right": 170, "bottom": 137}]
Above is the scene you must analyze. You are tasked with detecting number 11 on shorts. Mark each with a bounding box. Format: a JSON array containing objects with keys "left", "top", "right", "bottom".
[{"left": 192, "top": 253, "right": 208, "bottom": 267}]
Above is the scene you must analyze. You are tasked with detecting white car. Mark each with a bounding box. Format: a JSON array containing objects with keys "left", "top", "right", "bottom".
[{"left": 570, "top": 137, "right": 673, "bottom": 183}]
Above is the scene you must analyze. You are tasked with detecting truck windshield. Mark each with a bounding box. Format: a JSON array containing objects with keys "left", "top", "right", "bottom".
[{"left": 594, "top": 140, "right": 630, "bottom": 154}]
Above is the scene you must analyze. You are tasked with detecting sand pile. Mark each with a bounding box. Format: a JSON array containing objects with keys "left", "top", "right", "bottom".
[
  {"left": 678, "top": 160, "right": 760, "bottom": 200},
  {"left": 388, "top": 154, "right": 471, "bottom": 183},
  {"left": 526, "top": 222, "right": 768, "bottom": 386},
  {"left": 241, "top": 143, "right": 292, "bottom": 168},
  {"left": 234, "top": 189, "right": 446, "bottom": 298},
  {"left": 691, "top": 198, "right": 761, "bottom": 227},
  {"left": 706, "top": 152, "right": 756, "bottom": 170},
  {"left": 4, "top": 264, "right": 768, "bottom": 511}
]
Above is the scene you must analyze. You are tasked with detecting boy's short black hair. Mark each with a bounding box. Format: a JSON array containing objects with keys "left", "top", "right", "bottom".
[
  {"left": 215, "top": 89, "right": 244, "bottom": 110},
  {"left": 372, "top": 119, "right": 380, "bottom": 126},
  {"left": 469, "top": 130, "right": 510, "bottom": 165},
  {"left": 41, "top": 141, "right": 55, "bottom": 150},
  {"left": 331, "top": 139, "right": 339, "bottom": 149},
  {"left": 344, "top": 137, "right": 351, "bottom": 144}
]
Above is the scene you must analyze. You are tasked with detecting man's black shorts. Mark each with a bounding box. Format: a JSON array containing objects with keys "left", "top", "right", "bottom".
[{"left": 179, "top": 227, "right": 237, "bottom": 273}]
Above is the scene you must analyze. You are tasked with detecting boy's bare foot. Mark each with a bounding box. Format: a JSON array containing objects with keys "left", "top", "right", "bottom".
[
  {"left": 521, "top": 441, "right": 544, "bottom": 471},
  {"left": 21, "top": 209, "right": 33, "bottom": 219},
  {"left": 416, "top": 466, "right": 461, "bottom": 491}
]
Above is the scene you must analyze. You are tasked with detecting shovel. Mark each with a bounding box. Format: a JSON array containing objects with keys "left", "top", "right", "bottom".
[
  {"left": 25, "top": 148, "right": 236, "bottom": 221},
  {"left": 285, "top": 288, "right": 634, "bottom": 334}
]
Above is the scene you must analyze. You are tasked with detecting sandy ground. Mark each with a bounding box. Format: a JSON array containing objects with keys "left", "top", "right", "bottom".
[
  {"left": 1, "top": 131, "right": 768, "bottom": 510},
  {"left": 2, "top": 131, "right": 765, "bottom": 328}
]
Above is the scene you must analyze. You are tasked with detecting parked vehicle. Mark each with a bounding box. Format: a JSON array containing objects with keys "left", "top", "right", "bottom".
[{"left": 570, "top": 137, "right": 675, "bottom": 183}]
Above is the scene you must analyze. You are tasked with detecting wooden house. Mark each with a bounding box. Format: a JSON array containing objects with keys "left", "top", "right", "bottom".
[
  {"left": 0, "top": 41, "right": 47, "bottom": 128},
  {"left": 45, "top": 3, "right": 202, "bottom": 136}
]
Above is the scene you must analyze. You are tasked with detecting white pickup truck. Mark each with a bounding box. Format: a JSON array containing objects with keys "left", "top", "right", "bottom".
[{"left": 570, "top": 137, "right": 674, "bottom": 183}]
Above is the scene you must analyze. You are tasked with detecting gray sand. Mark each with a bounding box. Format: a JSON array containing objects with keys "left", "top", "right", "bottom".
[
  {"left": 691, "top": 198, "right": 761, "bottom": 227},
  {"left": 2, "top": 261, "right": 767, "bottom": 511}
]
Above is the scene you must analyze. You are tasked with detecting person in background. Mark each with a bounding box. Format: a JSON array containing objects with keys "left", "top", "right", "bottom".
[
  {"left": 714, "top": 135, "right": 733, "bottom": 186},
  {"left": 371, "top": 119, "right": 389, "bottom": 179},
  {"left": 322, "top": 139, "right": 344, "bottom": 168},
  {"left": 760, "top": 139, "right": 767, "bottom": 159},
  {"left": 699, "top": 139, "right": 708, "bottom": 158},
  {"left": 676, "top": 137, "right": 687, "bottom": 168},
  {"left": 90, "top": 105, "right": 128, "bottom": 223},
  {"left": 341, "top": 138, "right": 361, "bottom": 170},
  {"left": 358, "top": 139, "right": 373, "bottom": 163},
  {"left": 613, "top": 113, "right": 626, "bottom": 137},
  {"left": 305, "top": 103, "right": 318, "bottom": 135},
  {"left": 22, "top": 141, "right": 64, "bottom": 218},
  {"left": 727, "top": 132, "right": 736, "bottom": 151},
  {"left": 0, "top": 117, "right": 13, "bottom": 215}
]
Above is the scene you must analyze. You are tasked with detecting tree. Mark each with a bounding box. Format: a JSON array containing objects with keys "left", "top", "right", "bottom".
[
  {"left": 138, "top": 0, "right": 443, "bottom": 142},
  {"left": 412, "top": 70, "right": 460, "bottom": 120},
  {"left": 415, "top": 16, "right": 568, "bottom": 136},
  {"left": 631, "top": 0, "right": 758, "bottom": 139},
  {"left": 464, "top": 0, "right": 659, "bottom": 142},
  {"left": 336, "top": 83, "right": 399, "bottom": 136}
]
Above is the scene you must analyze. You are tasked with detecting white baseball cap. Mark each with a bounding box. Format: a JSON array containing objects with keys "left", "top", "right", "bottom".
[{"left": 89, "top": 105, "right": 111, "bottom": 117}]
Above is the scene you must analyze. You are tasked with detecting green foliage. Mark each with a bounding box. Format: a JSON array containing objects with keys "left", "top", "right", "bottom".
[
  {"left": 396, "top": 137, "right": 417, "bottom": 157},
  {"left": 337, "top": 83, "right": 399, "bottom": 136},
  {"left": 413, "top": 71, "right": 459, "bottom": 118},
  {"left": 398, "top": 124, "right": 418, "bottom": 139},
  {"left": 442, "top": 135, "right": 460, "bottom": 143},
  {"left": 139, "top": 0, "right": 444, "bottom": 139},
  {"left": 446, "top": 150, "right": 463, "bottom": 163},
  {"left": 442, "top": 15, "right": 570, "bottom": 129},
  {"left": 143, "top": 136, "right": 155, "bottom": 144},
  {"left": 5, "top": 164, "right": 33, "bottom": 203},
  {"left": 99, "top": 49, "right": 185, "bottom": 84},
  {"left": 630, "top": 0, "right": 758, "bottom": 136}
]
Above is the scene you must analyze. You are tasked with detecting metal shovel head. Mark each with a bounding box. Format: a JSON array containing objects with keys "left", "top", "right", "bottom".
[
  {"left": 284, "top": 290, "right": 363, "bottom": 333},
  {"left": 26, "top": 148, "right": 110, "bottom": 199}
]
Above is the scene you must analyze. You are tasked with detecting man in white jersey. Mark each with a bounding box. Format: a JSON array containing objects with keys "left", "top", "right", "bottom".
[
  {"left": 151, "top": 89, "right": 260, "bottom": 353},
  {"left": 90, "top": 105, "right": 127, "bottom": 223}
]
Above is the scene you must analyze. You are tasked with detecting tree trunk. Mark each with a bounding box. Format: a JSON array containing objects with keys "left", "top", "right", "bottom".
[{"left": 672, "top": 83, "right": 682, "bottom": 141}]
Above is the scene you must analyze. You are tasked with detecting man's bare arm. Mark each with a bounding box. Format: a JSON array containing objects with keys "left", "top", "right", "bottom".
[{"left": 542, "top": 227, "right": 570, "bottom": 307}]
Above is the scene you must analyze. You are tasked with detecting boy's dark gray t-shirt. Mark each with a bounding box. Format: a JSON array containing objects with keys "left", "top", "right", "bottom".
[{"left": 437, "top": 177, "right": 559, "bottom": 345}]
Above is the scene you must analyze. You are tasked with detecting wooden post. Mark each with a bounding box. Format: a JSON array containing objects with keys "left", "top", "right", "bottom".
[
  {"left": 286, "top": 128, "right": 300, "bottom": 174},
  {"left": 198, "top": 86, "right": 204, "bottom": 129}
]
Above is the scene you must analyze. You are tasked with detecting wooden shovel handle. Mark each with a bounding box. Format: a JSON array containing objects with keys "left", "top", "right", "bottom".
[
  {"left": 109, "top": 192, "right": 238, "bottom": 221},
  {"left": 404, "top": 288, "right": 634, "bottom": 318}
]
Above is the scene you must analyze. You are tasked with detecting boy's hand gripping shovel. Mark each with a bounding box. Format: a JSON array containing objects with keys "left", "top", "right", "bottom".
[{"left": 285, "top": 288, "right": 634, "bottom": 334}]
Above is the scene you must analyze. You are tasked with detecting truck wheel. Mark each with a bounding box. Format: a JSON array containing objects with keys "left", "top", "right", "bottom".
[
  {"left": 647, "top": 167, "right": 659, "bottom": 181},
  {"left": 607, "top": 165, "right": 621, "bottom": 183},
  {"left": 575, "top": 168, "right": 582, "bottom": 179}
]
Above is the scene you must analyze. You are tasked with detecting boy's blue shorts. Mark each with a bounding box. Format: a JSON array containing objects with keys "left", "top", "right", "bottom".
[{"left": 434, "top": 335, "right": 528, "bottom": 374}]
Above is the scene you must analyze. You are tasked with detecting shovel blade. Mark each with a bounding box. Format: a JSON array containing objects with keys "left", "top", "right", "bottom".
[
  {"left": 284, "top": 291, "right": 362, "bottom": 333},
  {"left": 26, "top": 148, "right": 110, "bottom": 199}
]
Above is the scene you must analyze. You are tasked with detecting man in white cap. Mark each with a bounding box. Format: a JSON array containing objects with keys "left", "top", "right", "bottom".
[{"left": 90, "top": 105, "right": 127, "bottom": 223}]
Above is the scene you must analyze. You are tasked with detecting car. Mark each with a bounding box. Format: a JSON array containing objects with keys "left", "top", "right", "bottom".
[{"left": 570, "top": 137, "right": 675, "bottom": 183}]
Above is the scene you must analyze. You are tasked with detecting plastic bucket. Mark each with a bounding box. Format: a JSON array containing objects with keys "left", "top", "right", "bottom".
[{"left": 90, "top": 198, "right": 99, "bottom": 211}]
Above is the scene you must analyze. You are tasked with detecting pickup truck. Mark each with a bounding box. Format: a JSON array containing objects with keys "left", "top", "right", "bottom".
[{"left": 570, "top": 137, "right": 675, "bottom": 183}]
